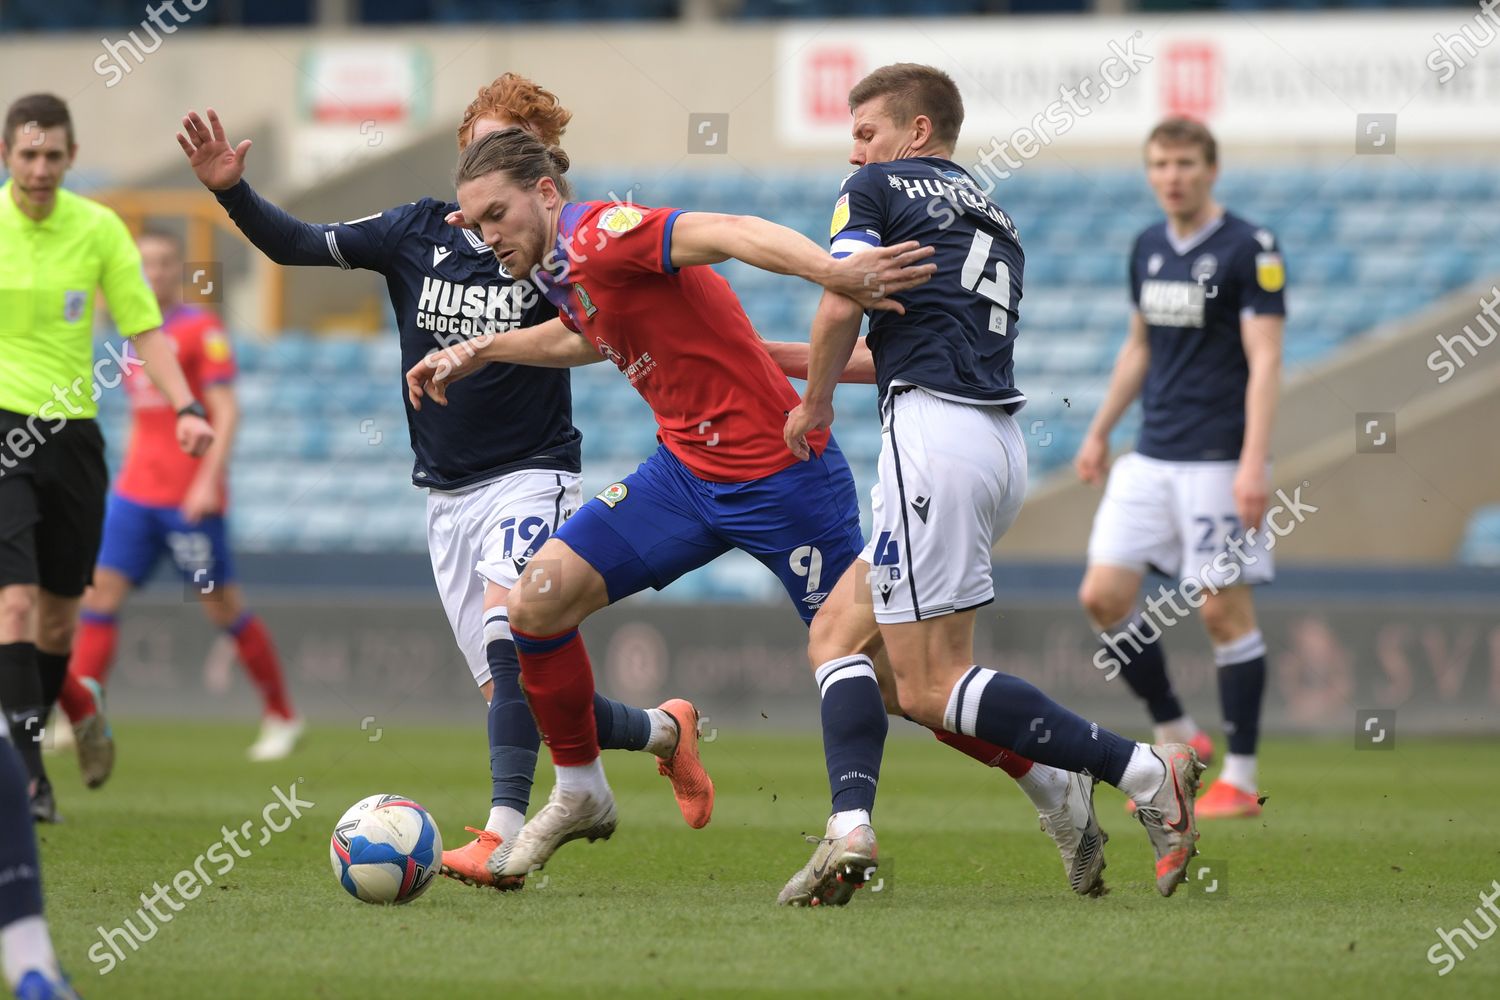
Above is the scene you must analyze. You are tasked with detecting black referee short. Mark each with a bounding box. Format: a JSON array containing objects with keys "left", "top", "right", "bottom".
[{"left": 0, "top": 407, "right": 109, "bottom": 597}]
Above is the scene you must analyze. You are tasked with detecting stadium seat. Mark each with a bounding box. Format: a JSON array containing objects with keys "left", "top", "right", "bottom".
[{"left": 1457, "top": 506, "right": 1500, "bottom": 567}]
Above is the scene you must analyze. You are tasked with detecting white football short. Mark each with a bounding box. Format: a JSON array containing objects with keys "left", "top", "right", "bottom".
[
  {"left": 1086, "top": 452, "right": 1275, "bottom": 589},
  {"left": 859, "top": 386, "right": 1027, "bottom": 624},
  {"left": 426, "top": 470, "right": 582, "bottom": 686}
]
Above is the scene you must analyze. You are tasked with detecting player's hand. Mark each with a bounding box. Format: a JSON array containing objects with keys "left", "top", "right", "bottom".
[
  {"left": 1074, "top": 433, "right": 1111, "bottom": 486},
  {"left": 176, "top": 413, "right": 215, "bottom": 458},
  {"left": 177, "top": 108, "right": 252, "bottom": 192},
  {"left": 405, "top": 341, "right": 490, "bottom": 409},
  {"left": 821, "top": 242, "right": 936, "bottom": 314},
  {"left": 180, "top": 476, "right": 221, "bottom": 525},
  {"left": 445, "top": 210, "right": 469, "bottom": 228},
  {"left": 1233, "top": 460, "right": 1270, "bottom": 537},
  {"left": 783, "top": 398, "right": 834, "bottom": 461}
]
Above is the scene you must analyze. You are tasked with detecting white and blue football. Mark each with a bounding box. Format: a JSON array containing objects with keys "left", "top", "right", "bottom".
[{"left": 329, "top": 794, "right": 443, "bottom": 905}]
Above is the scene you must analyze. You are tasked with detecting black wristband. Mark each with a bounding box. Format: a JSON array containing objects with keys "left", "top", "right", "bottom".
[{"left": 177, "top": 401, "right": 207, "bottom": 420}]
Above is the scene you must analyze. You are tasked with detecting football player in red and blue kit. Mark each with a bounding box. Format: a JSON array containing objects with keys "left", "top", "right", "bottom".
[
  {"left": 58, "top": 230, "right": 300, "bottom": 780},
  {"left": 178, "top": 82, "right": 712, "bottom": 891},
  {"left": 406, "top": 126, "right": 943, "bottom": 883}
]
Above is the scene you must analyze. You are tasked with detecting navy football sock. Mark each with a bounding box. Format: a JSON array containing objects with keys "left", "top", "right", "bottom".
[
  {"left": 0, "top": 737, "right": 43, "bottom": 927},
  {"left": 592, "top": 694, "right": 652, "bottom": 752},
  {"left": 817, "top": 655, "right": 887, "bottom": 814},
  {"left": 484, "top": 611, "right": 538, "bottom": 814},
  {"left": 945, "top": 666, "right": 1138, "bottom": 787},
  {"left": 1215, "top": 631, "right": 1267, "bottom": 756},
  {"left": 0, "top": 644, "right": 46, "bottom": 787},
  {"left": 1100, "top": 614, "right": 1183, "bottom": 724}
]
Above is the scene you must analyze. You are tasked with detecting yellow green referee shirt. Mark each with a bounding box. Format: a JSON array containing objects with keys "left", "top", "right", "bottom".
[{"left": 0, "top": 178, "right": 162, "bottom": 420}]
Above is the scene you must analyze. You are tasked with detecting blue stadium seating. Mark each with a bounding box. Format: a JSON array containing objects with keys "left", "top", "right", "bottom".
[
  {"left": 93, "top": 164, "right": 1500, "bottom": 598},
  {"left": 1458, "top": 507, "right": 1500, "bottom": 567}
]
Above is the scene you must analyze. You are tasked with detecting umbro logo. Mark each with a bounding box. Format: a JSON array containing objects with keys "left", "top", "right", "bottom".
[
  {"left": 910, "top": 496, "right": 931, "bottom": 523},
  {"left": 432, "top": 246, "right": 452, "bottom": 268}
]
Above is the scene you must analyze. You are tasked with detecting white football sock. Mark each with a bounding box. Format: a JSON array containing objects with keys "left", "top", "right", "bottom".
[
  {"left": 553, "top": 757, "right": 610, "bottom": 798},
  {"left": 1, "top": 916, "right": 60, "bottom": 991},
  {"left": 1153, "top": 716, "right": 1199, "bottom": 745},
  {"left": 1219, "top": 753, "right": 1258, "bottom": 794},
  {"left": 1015, "top": 762, "right": 1069, "bottom": 812},
  {"left": 827, "top": 809, "right": 871, "bottom": 839},
  {"left": 643, "top": 708, "right": 678, "bottom": 758},
  {"left": 1117, "top": 743, "right": 1168, "bottom": 805},
  {"left": 485, "top": 805, "right": 525, "bottom": 842}
]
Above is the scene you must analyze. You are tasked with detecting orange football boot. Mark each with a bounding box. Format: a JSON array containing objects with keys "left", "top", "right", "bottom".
[
  {"left": 655, "top": 699, "right": 715, "bottom": 829},
  {"left": 441, "top": 827, "right": 525, "bottom": 891},
  {"left": 1194, "top": 779, "right": 1262, "bottom": 819}
]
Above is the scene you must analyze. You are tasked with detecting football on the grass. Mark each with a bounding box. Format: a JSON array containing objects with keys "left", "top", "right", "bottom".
[{"left": 329, "top": 794, "right": 443, "bottom": 905}]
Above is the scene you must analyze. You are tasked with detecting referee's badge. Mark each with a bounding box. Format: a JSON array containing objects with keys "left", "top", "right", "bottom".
[
  {"left": 1255, "top": 252, "right": 1285, "bottom": 292},
  {"left": 63, "top": 290, "right": 87, "bottom": 323}
]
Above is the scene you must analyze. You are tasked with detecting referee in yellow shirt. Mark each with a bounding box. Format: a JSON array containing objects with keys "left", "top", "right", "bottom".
[{"left": 1, "top": 94, "right": 214, "bottom": 821}]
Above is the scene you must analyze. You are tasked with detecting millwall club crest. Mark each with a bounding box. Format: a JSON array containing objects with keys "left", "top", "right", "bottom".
[
  {"left": 63, "top": 290, "right": 87, "bottom": 324},
  {"left": 1147, "top": 253, "right": 1164, "bottom": 277},
  {"left": 1191, "top": 254, "right": 1218, "bottom": 284}
]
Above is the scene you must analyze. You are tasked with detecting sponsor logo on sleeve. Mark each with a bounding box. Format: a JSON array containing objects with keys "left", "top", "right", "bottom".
[
  {"left": 598, "top": 206, "right": 644, "bottom": 234},
  {"left": 204, "top": 330, "right": 232, "bottom": 364},
  {"left": 1255, "top": 252, "right": 1285, "bottom": 292},
  {"left": 830, "top": 193, "right": 850, "bottom": 238}
]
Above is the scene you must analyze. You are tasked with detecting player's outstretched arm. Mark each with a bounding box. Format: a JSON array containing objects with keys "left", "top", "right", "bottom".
[
  {"left": 179, "top": 108, "right": 386, "bottom": 268},
  {"left": 784, "top": 292, "right": 864, "bottom": 459},
  {"left": 667, "top": 212, "right": 935, "bottom": 313},
  {"left": 406, "top": 317, "right": 602, "bottom": 409},
  {"left": 1075, "top": 311, "right": 1151, "bottom": 485},
  {"left": 1235, "top": 313, "right": 1284, "bottom": 531},
  {"left": 762, "top": 337, "right": 876, "bottom": 384}
]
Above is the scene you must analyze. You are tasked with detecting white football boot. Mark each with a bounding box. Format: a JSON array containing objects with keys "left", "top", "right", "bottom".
[
  {"left": 487, "top": 784, "right": 618, "bottom": 881},
  {"left": 1037, "top": 770, "right": 1109, "bottom": 897}
]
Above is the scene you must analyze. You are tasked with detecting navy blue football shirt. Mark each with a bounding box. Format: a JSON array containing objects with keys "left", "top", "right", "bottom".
[
  {"left": 1129, "top": 211, "right": 1286, "bottom": 462},
  {"left": 215, "top": 181, "right": 580, "bottom": 490},
  {"left": 830, "top": 157, "right": 1026, "bottom": 410}
]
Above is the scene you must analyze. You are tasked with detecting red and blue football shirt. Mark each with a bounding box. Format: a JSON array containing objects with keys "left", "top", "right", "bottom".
[
  {"left": 540, "top": 201, "right": 827, "bottom": 484},
  {"left": 115, "top": 304, "right": 236, "bottom": 508}
]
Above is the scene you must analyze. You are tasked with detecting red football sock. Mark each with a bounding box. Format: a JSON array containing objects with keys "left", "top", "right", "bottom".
[
  {"left": 512, "top": 627, "right": 599, "bottom": 766},
  {"left": 70, "top": 614, "right": 117, "bottom": 686},
  {"left": 231, "top": 614, "right": 294, "bottom": 720},
  {"left": 58, "top": 671, "right": 95, "bottom": 724},
  {"left": 932, "top": 728, "right": 1035, "bottom": 779}
]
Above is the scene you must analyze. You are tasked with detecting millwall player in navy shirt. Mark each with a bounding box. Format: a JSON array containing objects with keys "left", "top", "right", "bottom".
[
  {"left": 784, "top": 64, "right": 1206, "bottom": 898},
  {"left": 177, "top": 76, "right": 713, "bottom": 891},
  {"left": 1075, "top": 118, "right": 1285, "bottom": 820}
]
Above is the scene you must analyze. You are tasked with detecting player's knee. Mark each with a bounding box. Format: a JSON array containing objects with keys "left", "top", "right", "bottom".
[
  {"left": 0, "top": 586, "right": 38, "bottom": 639},
  {"left": 1078, "top": 580, "right": 1129, "bottom": 630},
  {"left": 506, "top": 586, "right": 563, "bottom": 638},
  {"left": 1200, "top": 597, "right": 1255, "bottom": 645},
  {"left": 806, "top": 609, "right": 849, "bottom": 672}
]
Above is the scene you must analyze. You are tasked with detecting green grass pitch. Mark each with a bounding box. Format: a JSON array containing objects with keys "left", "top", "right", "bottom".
[{"left": 34, "top": 721, "right": 1500, "bottom": 998}]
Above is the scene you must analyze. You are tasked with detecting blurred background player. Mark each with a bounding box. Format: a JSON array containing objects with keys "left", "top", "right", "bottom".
[
  {"left": 1074, "top": 118, "right": 1284, "bottom": 820},
  {"left": 58, "top": 229, "right": 301, "bottom": 780},
  {"left": 0, "top": 93, "right": 213, "bottom": 823},
  {"left": 0, "top": 719, "right": 78, "bottom": 1000},
  {"left": 783, "top": 64, "right": 1206, "bottom": 900},
  {"left": 176, "top": 79, "right": 712, "bottom": 889}
]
